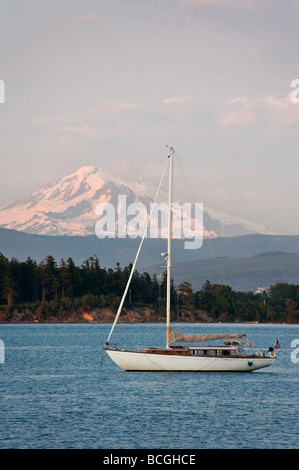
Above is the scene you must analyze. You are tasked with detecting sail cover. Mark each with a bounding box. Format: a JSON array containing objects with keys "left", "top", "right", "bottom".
[{"left": 167, "top": 327, "right": 246, "bottom": 345}]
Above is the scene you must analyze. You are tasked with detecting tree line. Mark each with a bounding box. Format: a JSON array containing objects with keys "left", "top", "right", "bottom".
[{"left": 0, "top": 253, "right": 298, "bottom": 323}]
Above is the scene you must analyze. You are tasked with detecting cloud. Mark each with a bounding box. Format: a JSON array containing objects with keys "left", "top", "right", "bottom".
[
  {"left": 82, "top": 14, "right": 104, "bottom": 24},
  {"left": 262, "top": 93, "right": 299, "bottom": 127},
  {"left": 219, "top": 110, "right": 257, "bottom": 128},
  {"left": 44, "top": 13, "right": 105, "bottom": 29},
  {"left": 179, "top": 0, "right": 261, "bottom": 12},
  {"left": 55, "top": 125, "right": 102, "bottom": 137},
  {"left": 218, "top": 92, "right": 299, "bottom": 130},
  {"left": 177, "top": 0, "right": 294, "bottom": 40},
  {"left": 218, "top": 96, "right": 258, "bottom": 127},
  {"left": 163, "top": 96, "right": 193, "bottom": 105},
  {"left": 83, "top": 14, "right": 104, "bottom": 23},
  {"left": 32, "top": 96, "right": 199, "bottom": 142},
  {"left": 263, "top": 94, "right": 291, "bottom": 109},
  {"left": 228, "top": 97, "right": 255, "bottom": 108},
  {"left": 33, "top": 90, "right": 299, "bottom": 143}
]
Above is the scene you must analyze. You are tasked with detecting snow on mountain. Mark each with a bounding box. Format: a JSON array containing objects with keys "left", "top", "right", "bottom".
[
  {"left": 0, "top": 166, "right": 283, "bottom": 238},
  {"left": 202, "top": 206, "right": 284, "bottom": 238},
  {"left": 0, "top": 166, "right": 151, "bottom": 236}
]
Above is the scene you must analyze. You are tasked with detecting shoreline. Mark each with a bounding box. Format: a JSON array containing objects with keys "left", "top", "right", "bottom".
[{"left": 0, "top": 320, "right": 297, "bottom": 325}]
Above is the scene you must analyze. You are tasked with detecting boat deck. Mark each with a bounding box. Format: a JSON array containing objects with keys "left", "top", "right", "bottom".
[{"left": 138, "top": 345, "right": 269, "bottom": 359}]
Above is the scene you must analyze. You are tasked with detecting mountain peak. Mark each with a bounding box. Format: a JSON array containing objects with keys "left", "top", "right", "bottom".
[
  {"left": 0, "top": 165, "right": 284, "bottom": 238},
  {"left": 72, "top": 165, "right": 98, "bottom": 176},
  {"left": 0, "top": 165, "right": 146, "bottom": 236},
  {"left": 58, "top": 165, "right": 102, "bottom": 186}
]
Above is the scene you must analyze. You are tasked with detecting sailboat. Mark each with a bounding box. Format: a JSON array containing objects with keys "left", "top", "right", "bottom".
[{"left": 104, "top": 147, "right": 276, "bottom": 371}]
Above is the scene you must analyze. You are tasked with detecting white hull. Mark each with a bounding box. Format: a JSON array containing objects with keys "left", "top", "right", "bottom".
[{"left": 106, "top": 349, "right": 275, "bottom": 372}]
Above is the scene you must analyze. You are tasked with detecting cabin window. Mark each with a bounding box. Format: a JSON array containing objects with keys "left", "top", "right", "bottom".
[
  {"left": 190, "top": 349, "right": 196, "bottom": 355},
  {"left": 222, "top": 350, "right": 230, "bottom": 356},
  {"left": 209, "top": 350, "right": 216, "bottom": 356},
  {"left": 231, "top": 350, "right": 238, "bottom": 356},
  {"left": 198, "top": 350, "right": 206, "bottom": 356}
]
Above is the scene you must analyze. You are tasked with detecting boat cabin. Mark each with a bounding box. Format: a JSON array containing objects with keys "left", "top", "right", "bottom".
[
  {"left": 188, "top": 346, "right": 240, "bottom": 357},
  {"left": 140, "top": 344, "right": 245, "bottom": 357}
]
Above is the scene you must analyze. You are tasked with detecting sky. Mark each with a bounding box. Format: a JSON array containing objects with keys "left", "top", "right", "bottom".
[{"left": 0, "top": 0, "right": 299, "bottom": 234}]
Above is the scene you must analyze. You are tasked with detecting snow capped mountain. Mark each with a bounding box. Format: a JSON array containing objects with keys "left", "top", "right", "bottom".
[
  {"left": 0, "top": 166, "right": 151, "bottom": 236},
  {"left": 0, "top": 166, "right": 282, "bottom": 238}
]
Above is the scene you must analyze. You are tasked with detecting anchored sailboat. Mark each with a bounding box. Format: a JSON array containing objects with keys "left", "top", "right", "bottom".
[{"left": 105, "top": 147, "right": 276, "bottom": 371}]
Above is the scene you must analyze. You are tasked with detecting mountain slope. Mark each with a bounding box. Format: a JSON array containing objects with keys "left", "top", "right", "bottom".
[
  {"left": 143, "top": 251, "right": 299, "bottom": 292},
  {"left": 0, "top": 166, "right": 283, "bottom": 238},
  {"left": 0, "top": 166, "right": 140, "bottom": 236}
]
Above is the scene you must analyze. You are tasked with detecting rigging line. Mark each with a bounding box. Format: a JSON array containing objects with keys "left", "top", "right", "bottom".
[
  {"left": 157, "top": 238, "right": 166, "bottom": 346},
  {"left": 100, "top": 347, "right": 105, "bottom": 370},
  {"left": 169, "top": 161, "right": 179, "bottom": 322},
  {"left": 175, "top": 153, "right": 241, "bottom": 321},
  {"left": 105, "top": 155, "right": 170, "bottom": 346},
  {"left": 116, "top": 319, "right": 140, "bottom": 350},
  {"left": 175, "top": 238, "right": 180, "bottom": 322},
  {"left": 156, "top": 165, "right": 169, "bottom": 343}
]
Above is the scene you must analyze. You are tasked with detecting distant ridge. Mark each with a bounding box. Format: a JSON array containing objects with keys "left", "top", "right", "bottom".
[
  {"left": 1, "top": 227, "right": 299, "bottom": 265},
  {"left": 0, "top": 227, "right": 299, "bottom": 291},
  {"left": 143, "top": 251, "right": 299, "bottom": 292}
]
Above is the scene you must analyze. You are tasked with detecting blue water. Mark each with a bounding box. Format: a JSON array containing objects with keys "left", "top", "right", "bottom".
[{"left": 0, "top": 322, "right": 298, "bottom": 449}]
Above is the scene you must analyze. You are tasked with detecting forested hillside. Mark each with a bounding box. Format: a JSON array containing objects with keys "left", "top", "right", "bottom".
[{"left": 0, "top": 253, "right": 298, "bottom": 323}]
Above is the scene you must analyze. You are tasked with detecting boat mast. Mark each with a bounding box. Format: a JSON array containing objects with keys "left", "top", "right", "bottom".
[
  {"left": 166, "top": 146, "right": 174, "bottom": 349},
  {"left": 105, "top": 155, "right": 169, "bottom": 348}
]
